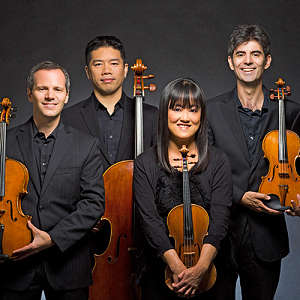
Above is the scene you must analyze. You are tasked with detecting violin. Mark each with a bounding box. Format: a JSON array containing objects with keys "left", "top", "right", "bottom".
[
  {"left": 89, "top": 59, "right": 156, "bottom": 300},
  {"left": 165, "top": 145, "right": 216, "bottom": 293},
  {"left": 259, "top": 78, "right": 300, "bottom": 210},
  {"left": 0, "top": 98, "right": 31, "bottom": 260}
]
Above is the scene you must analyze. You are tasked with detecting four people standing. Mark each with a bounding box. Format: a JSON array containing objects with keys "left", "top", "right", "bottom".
[{"left": 1, "top": 27, "right": 300, "bottom": 300}]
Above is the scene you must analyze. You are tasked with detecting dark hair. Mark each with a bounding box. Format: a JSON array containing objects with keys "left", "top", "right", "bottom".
[
  {"left": 27, "top": 61, "right": 70, "bottom": 93},
  {"left": 157, "top": 78, "right": 208, "bottom": 173},
  {"left": 85, "top": 35, "right": 126, "bottom": 65},
  {"left": 228, "top": 24, "right": 271, "bottom": 58}
]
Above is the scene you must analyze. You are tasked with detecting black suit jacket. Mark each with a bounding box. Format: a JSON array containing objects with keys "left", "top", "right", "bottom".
[
  {"left": 0, "top": 119, "right": 105, "bottom": 291},
  {"left": 62, "top": 93, "right": 158, "bottom": 171},
  {"left": 292, "top": 111, "right": 300, "bottom": 135},
  {"left": 206, "top": 88, "right": 300, "bottom": 262}
]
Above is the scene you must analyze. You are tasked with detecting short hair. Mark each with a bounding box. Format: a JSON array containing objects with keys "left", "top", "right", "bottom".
[
  {"left": 157, "top": 78, "right": 208, "bottom": 173},
  {"left": 85, "top": 35, "right": 126, "bottom": 65},
  {"left": 228, "top": 24, "right": 271, "bottom": 57},
  {"left": 27, "top": 61, "right": 70, "bottom": 93}
]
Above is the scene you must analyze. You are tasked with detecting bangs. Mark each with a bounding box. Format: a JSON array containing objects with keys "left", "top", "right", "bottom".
[{"left": 168, "top": 80, "right": 202, "bottom": 109}]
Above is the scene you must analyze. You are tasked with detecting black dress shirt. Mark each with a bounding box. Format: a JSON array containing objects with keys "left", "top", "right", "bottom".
[
  {"left": 235, "top": 89, "right": 269, "bottom": 163},
  {"left": 93, "top": 93, "right": 124, "bottom": 164},
  {"left": 32, "top": 122, "right": 60, "bottom": 185}
]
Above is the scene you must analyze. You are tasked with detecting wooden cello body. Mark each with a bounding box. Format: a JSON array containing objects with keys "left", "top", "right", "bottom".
[
  {"left": 259, "top": 78, "right": 300, "bottom": 209},
  {"left": 0, "top": 98, "right": 31, "bottom": 260},
  {"left": 165, "top": 146, "right": 216, "bottom": 294},
  {"left": 89, "top": 60, "right": 156, "bottom": 300}
]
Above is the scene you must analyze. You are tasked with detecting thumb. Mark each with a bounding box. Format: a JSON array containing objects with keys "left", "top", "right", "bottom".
[{"left": 27, "top": 220, "right": 38, "bottom": 234}]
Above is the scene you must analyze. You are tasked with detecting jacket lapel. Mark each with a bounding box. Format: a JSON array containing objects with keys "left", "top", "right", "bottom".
[
  {"left": 40, "top": 124, "right": 71, "bottom": 197},
  {"left": 16, "top": 119, "right": 41, "bottom": 196},
  {"left": 221, "top": 91, "right": 250, "bottom": 164},
  {"left": 250, "top": 99, "right": 278, "bottom": 172},
  {"left": 115, "top": 95, "right": 134, "bottom": 161},
  {"left": 80, "top": 97, "right": 110, "bottom": 164}
]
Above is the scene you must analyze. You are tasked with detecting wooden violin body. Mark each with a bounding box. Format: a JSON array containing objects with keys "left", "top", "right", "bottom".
[
  {"left": 165, "top": 146, "right": 216, "bottom": 294},
  {"left": 0, "top": 159, "right": 31, "bottom": 258},
  {"left": 259, "top": 78, "right": 300, "bottom": 209},
  {"left": 0, "top": 98, "right": 32, "bottom": 260},
  {"left": 165, "top": 204, "right": 217, "bottom": 292},
  {"left": 259, "top": 130, "right": 300, "bottom": 208}
]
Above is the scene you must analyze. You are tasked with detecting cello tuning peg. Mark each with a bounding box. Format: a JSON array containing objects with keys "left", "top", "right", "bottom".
[{"left": 144, "top": 84, "right": 156, "bottom": 92}]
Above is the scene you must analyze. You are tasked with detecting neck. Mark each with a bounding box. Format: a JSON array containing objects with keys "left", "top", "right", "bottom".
[
  {"left": 94, "top": 88, "right": 123, "bottom": 115},
  {"left": 236, "top": 79, "right": 264, "bottom": 111},
  {"left": 33, "top": 114, "right": 60, "bottom": 138}
]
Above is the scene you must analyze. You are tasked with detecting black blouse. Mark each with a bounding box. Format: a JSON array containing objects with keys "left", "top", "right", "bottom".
[{"left": 133, "top": 146, "right": 233, "bottom": 258}]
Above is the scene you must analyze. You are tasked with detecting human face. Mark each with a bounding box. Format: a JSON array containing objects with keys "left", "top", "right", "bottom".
[
  {"left": 168, "top": 102, "right": 201, "bottom": 145},
  {"left": 85, "top": 46, "right": 128, "bottom": 97},
  {"left": 228, "top": 40, "right": 271, "bottom": 85},
  {"left": 27, "top": 69, "right": 69, "bottom": 121}
]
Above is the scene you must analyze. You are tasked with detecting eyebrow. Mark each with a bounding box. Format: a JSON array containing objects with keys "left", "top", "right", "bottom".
[
  {"left": 235, "top": 50, "right": 263, "bottom": 55},
  {"left": 92, "top": 58, "right": 121, "bottom": 62}
]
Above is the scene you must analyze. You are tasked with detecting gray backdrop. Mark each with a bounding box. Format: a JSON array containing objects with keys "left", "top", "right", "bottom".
[{"left": 2, "top": 1, "right": 300, "bottom": 299}]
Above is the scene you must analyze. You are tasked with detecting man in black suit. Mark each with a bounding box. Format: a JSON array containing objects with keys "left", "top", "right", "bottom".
[
  {"left": 62, "top": 35, "right": 158, "bottom": 171},
  {"left": 206, "top": 25, "right": 300, "bottom": 300},
  {"left": 0, "top": 61, "right": 105, "bottom": 300}
]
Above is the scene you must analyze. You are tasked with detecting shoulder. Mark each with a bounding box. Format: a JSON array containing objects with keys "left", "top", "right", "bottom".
[
  {"left": 206, "top": 90, "right": 235, "bottom": 107},
  {"left": 7, "top": 119, "right": 31, "bottom": 136},
  {"left": 206, "top": 146, "right": 231, "bottom": 172},
  {"left": 124, "top": 94, "right": 158, "bottom": 113},
  {"left": 135, "top": 146, "right": 157, "bottom": 166},
  {"left": 62, "top": 96, "right": 93, "bottom": 115}
]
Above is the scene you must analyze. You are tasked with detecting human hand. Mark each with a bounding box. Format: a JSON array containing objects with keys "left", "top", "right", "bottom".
[
  {"left": 286, "top": 194, "right": 300, "bottom": 217},
  {"left": 12, "top": 221, "right": 54, "bottom": 260},
  {"left": 241, "top": 191, "right": 281, "bottom": 215},
  {"left": 172, "top": 265, "right": 207, "bottom": 298}
]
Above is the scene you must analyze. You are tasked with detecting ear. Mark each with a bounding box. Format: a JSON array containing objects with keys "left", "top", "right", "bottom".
[
  {"left": 27, "top": 88, "right": 33, "bottom": 103},
  {"left": 264, "top": 54, "right": 272, "bottom": 70},
  {"left": 124, "top": 63, "right": 128, "bottom": 78},
  {"left": 85, "top": 65, "right": 90, "bottom": 80},
  {"left": 64, "top": 93, "right": 69, "bottom": 104},
  {"left": 227, "top": 56, "right": 234, "bottom": 71}
]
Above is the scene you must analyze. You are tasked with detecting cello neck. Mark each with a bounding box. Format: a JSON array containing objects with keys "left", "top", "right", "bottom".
[
  {"left": 131, "top": 59, "right": 156, "bottom": 158},
  {"left": 135, "top": 95, "right": 144, "bottom": 157}
]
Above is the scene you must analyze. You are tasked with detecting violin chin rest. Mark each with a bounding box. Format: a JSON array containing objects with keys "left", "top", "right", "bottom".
[{"left": 262, "top": 194, "right": 290, "bottom": 211}]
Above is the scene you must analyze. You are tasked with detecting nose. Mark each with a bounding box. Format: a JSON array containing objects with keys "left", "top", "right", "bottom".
[
  {"left": 102, "top": 62, "right": 112, "bottom": 74},
  {"left": 180, "top": 109, "right": 190, "bottom": 122},
  {"left": 244, "top": 52, "right": 253, "bottom": 65},
  {"left": 45, "top": 89, "right": 55, "bottom": 100}
]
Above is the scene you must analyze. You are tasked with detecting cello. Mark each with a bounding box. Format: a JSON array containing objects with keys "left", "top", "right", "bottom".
[
  {"left": 259, "top": 78, "right": 300, "bottom": 210},
  {"left": 165, "top": 145, "right": 217, "bottom": 294},
  {"left": 0, "top": 98, "right": 31, "bottom": 260},
  {"left": 89, "top": 59, "right": 156, "bottom": 300}
]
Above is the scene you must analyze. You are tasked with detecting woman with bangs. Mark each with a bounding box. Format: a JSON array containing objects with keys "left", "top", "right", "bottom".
[{"left": 133, "top": 78, "right": 233, "bottom": 299}]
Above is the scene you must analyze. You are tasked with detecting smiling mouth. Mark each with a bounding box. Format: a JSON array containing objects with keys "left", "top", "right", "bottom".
[{"left": 177, "top": 124, "right": 191, "bottom": 128}]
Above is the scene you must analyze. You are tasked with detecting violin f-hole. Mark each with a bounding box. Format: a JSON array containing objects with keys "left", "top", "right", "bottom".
[{"left": 6, "top": 200, "right": 17, "bottom": 222}]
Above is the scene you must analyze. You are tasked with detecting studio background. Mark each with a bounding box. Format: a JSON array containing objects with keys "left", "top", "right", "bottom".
[{"left": 1, "top": 1, "right": 300, "bottom": 299}]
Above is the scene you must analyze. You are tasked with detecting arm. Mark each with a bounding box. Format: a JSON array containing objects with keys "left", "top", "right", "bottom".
[{"left": 133, "top": 153, "right": 173, "bottom": 256}]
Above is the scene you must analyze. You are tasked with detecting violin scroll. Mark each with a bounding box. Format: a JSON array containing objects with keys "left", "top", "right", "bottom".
[{"left": 270, "top": 78, "right": 291, "bottom": 101}]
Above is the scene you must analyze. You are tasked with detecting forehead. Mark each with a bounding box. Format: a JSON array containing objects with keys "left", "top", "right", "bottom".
[
  {"left": 90, "top": 46, "right": 123, "bottom": 61},
  {"left": 33, "top": 69, "right": 66, "bottom": 87},
  {"left": 234, "top": 40, "right": 264, "bottom": 53}
]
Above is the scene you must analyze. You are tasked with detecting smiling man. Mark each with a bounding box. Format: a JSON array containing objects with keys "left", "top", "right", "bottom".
[
  {"left": 62, "top": 36, "right": 158, "bottom": 171},
  {"left": 0, "top": 61, "right": 105, "bottom": 300},
  {"left": 206, "top": 25, "right": 300, "bottom": 300}
]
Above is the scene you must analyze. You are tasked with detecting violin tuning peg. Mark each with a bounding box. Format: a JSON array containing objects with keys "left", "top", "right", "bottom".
[
  {"left": 144, "top": 84, "right": 156, "bottom": 92},
  {"left": 173, "top": 158, "right": 181, "bottom": 161}
]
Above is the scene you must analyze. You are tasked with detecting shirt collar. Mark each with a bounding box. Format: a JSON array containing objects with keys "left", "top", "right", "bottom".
[
  {"left": 234, "top": 86, "right": 269, "bottom": 113},
  {"left": 31, "top": 119, "right": 61, "bottom": 140},
  {"left": 92, "top": 92, "right": 125, "bottom": 111}
]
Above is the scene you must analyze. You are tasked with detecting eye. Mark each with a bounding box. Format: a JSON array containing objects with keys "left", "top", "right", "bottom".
[
  {"left": 190, "top": 107, "right": 198, "bottom": 113},
  {"left": 111, "top": 62, "right": 119, "bottom": 66},
  {"left": 93, "top": 62, "right": 102, "bottom": 67}
]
